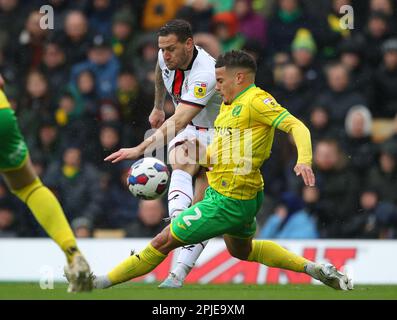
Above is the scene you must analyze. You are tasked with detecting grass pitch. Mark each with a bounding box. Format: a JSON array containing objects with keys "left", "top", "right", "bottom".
[{"left": 0, "top": 282, "right": 396, "bottom": 300}]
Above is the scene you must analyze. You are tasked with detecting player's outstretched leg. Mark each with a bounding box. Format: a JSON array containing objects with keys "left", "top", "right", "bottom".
[
  {"left": 4, "top": 160, "right": 93, "bottom": 293},
  {"left": 93, "top": 225, "right": 183, "bottom": 289},
  {"left": 159, "top": 165, "right": 208, "bottom": 288},
  {"left": 158, "top": 240, "right": 208, "bottom": 288},
  {"left": 245, "top": 239, "right": 353, "bottom": 291}
]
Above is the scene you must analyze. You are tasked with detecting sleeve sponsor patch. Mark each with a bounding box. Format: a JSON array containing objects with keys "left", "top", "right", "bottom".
[
  {"left": 263, "top": 97, "right": 279, "bottom": 109},
  {"left": 194, "top": 82, "right": 207, "bottom": 98}
]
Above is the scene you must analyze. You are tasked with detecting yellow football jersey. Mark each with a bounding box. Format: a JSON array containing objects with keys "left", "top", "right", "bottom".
[
  {"left": 206, "top": 84, "right": 312, "bottom": 200},
  {"left": 0, "top": 89, "right": 10, "bottom": 109}
]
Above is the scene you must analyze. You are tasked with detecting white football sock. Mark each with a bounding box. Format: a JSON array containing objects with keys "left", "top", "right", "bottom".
[
  {"left": 173, "top": 240, "right": 209, "bottom": 281},
  {"left": 168, "top": 169, "right": 193, "bottom": 218},
  {"left": 93, "top": 275, "right": 112, "bottom": 289}
]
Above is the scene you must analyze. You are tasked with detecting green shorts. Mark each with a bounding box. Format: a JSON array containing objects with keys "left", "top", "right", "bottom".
[
  {"left": 170, "top": 186, "right": 264, "bottom": 244},
  {"left": 0, "top": 108, "right": 29, "bottom": 172}
]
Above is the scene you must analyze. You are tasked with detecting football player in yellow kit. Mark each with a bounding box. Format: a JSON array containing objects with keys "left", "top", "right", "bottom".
[
  {"left": 0, "top": 75, "right": 92, "bottom": 292},
  {"left": 95, "top": 51, "right": 353, "bottom": 291}
]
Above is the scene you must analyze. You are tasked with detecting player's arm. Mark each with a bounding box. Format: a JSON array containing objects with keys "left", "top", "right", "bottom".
[
  {"left": 149, "top": 61, "right": 167, "bottom": 128},
  {"left": 252, "top": 96, "right": 315, "bottom": 186},
  {"left": 105, "top": 103, "right": 202, "bottom": 163},
  {"left": 106, "top": 72, "right": 216, "bottom": 163},
  {"left": 276, "top": 115, "right": 315, "bottom": 186}
]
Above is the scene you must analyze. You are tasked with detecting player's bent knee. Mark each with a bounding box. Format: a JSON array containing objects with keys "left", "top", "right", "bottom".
[
  {"left": 228, "top": 248, "right": 250, "bottom": 261},
  {"left": 151, "top": 226, "right": 181, "bottom": 255}
]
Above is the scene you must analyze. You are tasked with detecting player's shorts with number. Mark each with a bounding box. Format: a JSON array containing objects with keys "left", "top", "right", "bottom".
[
  {"left": 170, "top": 186, "right": 264, "bottom": 244},
  {"left": 0, "top": 108, "right": 29, "bottom": 172}
]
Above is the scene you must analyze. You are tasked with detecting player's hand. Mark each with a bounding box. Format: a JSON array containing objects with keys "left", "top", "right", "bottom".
[
  {"left": 149, "top": 108, "right": 165, "bottom": 129},
  {"left": 294, "top": 163, "right": 315, "bottom": 187},
  {"left": 104, "top": 147, "right": 141, "bottom": 163},
  {"left": 182, "top": 138, "right": 207, "bottom": 165}
]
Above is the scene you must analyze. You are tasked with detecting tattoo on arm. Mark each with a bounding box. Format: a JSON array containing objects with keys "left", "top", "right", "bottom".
[{"left": 154, "top": 62, "right": 166, "bottom": 110}]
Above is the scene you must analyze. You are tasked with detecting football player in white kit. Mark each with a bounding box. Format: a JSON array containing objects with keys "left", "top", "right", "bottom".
[{"left": 104, "top": 20, "right": 222, "bottom": 288}]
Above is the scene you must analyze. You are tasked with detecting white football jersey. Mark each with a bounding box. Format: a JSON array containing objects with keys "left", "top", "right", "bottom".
[{"left": 158, "top": 46, "right": 221, "bottom": 128}]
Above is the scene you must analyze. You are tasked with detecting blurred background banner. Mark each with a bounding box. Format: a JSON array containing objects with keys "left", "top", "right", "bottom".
[{"left": 1, "top": 238, "right": 396, "bottom": 284}]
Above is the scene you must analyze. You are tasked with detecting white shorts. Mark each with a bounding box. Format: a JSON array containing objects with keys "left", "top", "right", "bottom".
[{"left": 168, "top": 124, "right": 213, "bottom": 153}]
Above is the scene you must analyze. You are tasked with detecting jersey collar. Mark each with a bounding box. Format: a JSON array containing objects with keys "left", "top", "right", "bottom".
[
  {"left": 181, "top": 46, "right": 199, "bottom": 71},
  {"left": 231, "top": 83, "right": 256, "bottom": 104}
]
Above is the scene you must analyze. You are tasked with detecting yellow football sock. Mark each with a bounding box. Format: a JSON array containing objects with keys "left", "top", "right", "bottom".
[
  {"left": 108, "top": 243, "right": 166, "bottom": 285},
  {"left": 12, "top": 178, "right": 79, "bottom": 263},
  {"left": 247, "top": 240, "right": 308, "bottom": 272}
]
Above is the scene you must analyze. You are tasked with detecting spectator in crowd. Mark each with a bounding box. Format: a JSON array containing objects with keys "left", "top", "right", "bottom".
[
  {"left": 273, "top": 63, "right": 312, "bottom": 119},
  {"left": 212, "top": 11, "right": 245, "bottom": 53},
  {"left": 258, "top": 188, "right": 319, "bottom": 239},
  {"left": 317, "top": 0, "right": 352, "bottom": 59},
  {"left": 267, "top": 0, "right": 314, "bottom": 54},
  {"left": 124, "top": 199, "right": 166, "bottom": 238},
  {"left": 86, "top": 0, "right": 115, "bottom": 38},
  {"left": 313, "top": 139, "right": 360, "bottom": 238},
  {"left": 54, "top": 92, "right": 83, "bottom": 132},
  {"left": 338, "top": 37, "right": 373, "bottom": 97},
  {"left": 90, "top": 121, "right": 123, "bottom": 174},
  {"left": 242, "top": 39, "right": 274, "bottom": 90},
  {"left": 111, "top": 9, "right": 138, "bottom": 69},
  {"left": 342, "top": 105, "right": 377, "bottom": 179},
  {"left": 366, "top": 140, "right": 397, "bottom": 204},
  {"left": 101, "top": 162, "right": 140, "bottom": 229},
  {"left": 307, "top": 106, "right": 343, "bottom": 145},
  {"left": 44, "top": 146, "right": 104, "bottom": 225},
  {"left": 29, "top": 117, "right": 63, "bottom": 170},
  {"left": 8, "top": 10, "right": 49, "bottom": 78},
  {"left": 18, "top": 70, "right": 52, "bottom": 139},
  {"left": 0, "top": 0, "right": 26, "bottom": 50},
  {"left": 70, "top": 33, "right": 120, "bottom": 100},
  {"left": 70, "top": 69, "right": 98, "bottom": 118},
  {"left": 291, "top": 28, "right": 323, "bottom": 90},
  {"left": 369, "top": 0, "right": 396, "bottom": 31},
  {"left": 40, "top": 41, "right": 70, "bottom": 99},
  {"left": 176, "top": 0, "right": 214, "bottom": 33},
  {"left": 132, "top": 32, "right": 158, "bottom": 95},
  {"left": 315, "top": 63, "right": 367, "bottom": 129},
  {"left": 54, "top": 10, "right": 92, "bottom": 66},
  {"left": 233, "top": 0, "right": 267, "bottom": 47},
  {"left": 363, "top": 11, "right": 394, "bottom": 69},
  {"left": 341, "top": 188, "right": 397, "bottom": 238},
  {"left": 115, "top": 69, "right": 152, "bottom": 146},
  {"left": 371, "top": 38, "right": 397, "bottom": 117}
]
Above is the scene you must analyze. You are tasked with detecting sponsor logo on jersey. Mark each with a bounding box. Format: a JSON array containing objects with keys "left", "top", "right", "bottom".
[
  {"left": 264, "top": 97, "right": 278, "bottom": 109},
  {"left": 194, "top": 82, "right": 207, "bottom": 98}
]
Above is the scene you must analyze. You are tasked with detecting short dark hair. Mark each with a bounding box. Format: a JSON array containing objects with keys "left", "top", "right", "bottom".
[
  {"left": 215, "top": 50, "right": 257, "bottom": 73},
  {"left": 158, "top": 19, "right": 193, "bottom": 43}
]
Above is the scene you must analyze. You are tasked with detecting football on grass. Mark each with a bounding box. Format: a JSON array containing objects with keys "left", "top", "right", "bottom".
[{"left": 127, "top": 157, "right": 170, "bottom": 200}]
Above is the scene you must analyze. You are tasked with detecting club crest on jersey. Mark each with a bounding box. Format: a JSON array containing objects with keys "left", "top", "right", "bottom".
[
  {"left": 194, "top": 82, "right": 207, "bottom": 98},
  {"left": 232, "top": 105, "right": 242, "bottom": 117}
]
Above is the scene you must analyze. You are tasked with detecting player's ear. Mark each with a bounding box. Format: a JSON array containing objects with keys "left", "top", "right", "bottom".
[
  {"left": 185, "top": 37, "right": 194, "bottom": 50},
  {"left": 235, "top": 71, "right": 244, "bottom": 85}
]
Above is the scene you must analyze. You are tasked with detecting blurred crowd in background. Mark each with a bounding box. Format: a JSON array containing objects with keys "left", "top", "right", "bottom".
[{"left": 1, "top": 0, "right": 397, "bottom": 239}]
